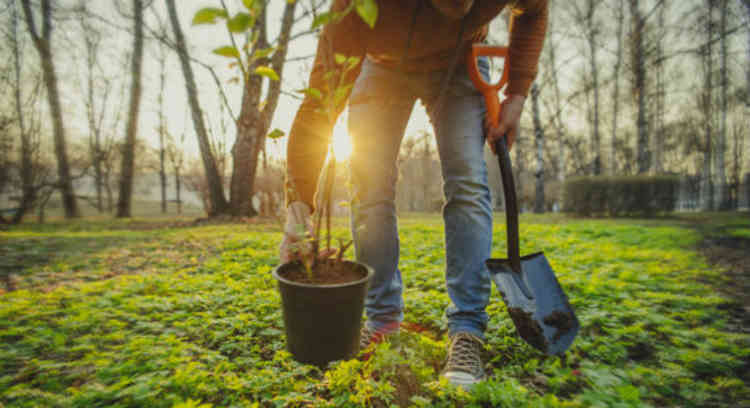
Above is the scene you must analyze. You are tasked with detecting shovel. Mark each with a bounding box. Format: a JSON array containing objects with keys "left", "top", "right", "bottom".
[{"left": 467, "top": 44, "right": 579, "bottom": 355}]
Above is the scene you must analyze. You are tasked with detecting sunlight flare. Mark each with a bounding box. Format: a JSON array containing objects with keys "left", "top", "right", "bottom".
[{"left": 331, "top": 117, "right": 352, "bottom": 161}]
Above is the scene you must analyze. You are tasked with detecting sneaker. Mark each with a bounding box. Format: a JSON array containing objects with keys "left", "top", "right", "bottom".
[
  {"left": 359, "top": 321, "right": 400, "bottom": 351},
  {"left": 441, "top": 332, "right": 486, "bottom": 388}
]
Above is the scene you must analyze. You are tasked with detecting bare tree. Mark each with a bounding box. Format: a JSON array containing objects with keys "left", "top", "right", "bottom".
[
  {"left": 166, "top": 130, "right": 185, "bottom": 215},
  {"left": 20, "top": 0, "right": 79, "bottom": 217},
  {"left": 78, "top": 4, "right": 113, "bottom": 213},
  {"left": 419, "top": 132, "right": 433, "bottom": 211},
  {"left": 728, "top": 119, "right": 745, "bottom": 208},
  {"left": 531, "top": 83, "right": 545, "bottom": 213},
  {"left": 544, "top": 25, "right": 567, "bottom": 183},
  {"left": 570, "top": 0, "right": 602, "bottom": 175},
  {"left": 7, "top": 0, "right": 36, "bottom": 223},
  {"left": 652, "top": 0, "right": 667, "bottom": 174},
  {"left": 165, "top": 0, "right": 228, "bottom": 215},
  {"left": 700, "top": 0, "right": 716, "bottom": 210},
  {"left": 744, "top": 0, "right": 750, "bottom": 114},
  {"left": 715, "top": 0, "right": 730, "bottom": 209},
  {"left": 629, "top": 0, "right": 650, "bottom": 174},
  {"left": 155, "top": 25, "right": 168, "bottom": 214},
  {"left": 116, "top": 0, "right": 145, "bottom": 218},
  {"left": 610, "top": 0, "right": 625, "bottom": 175},
  {"left": 227, "top": 0, "right": 299, "bottom": 217}
]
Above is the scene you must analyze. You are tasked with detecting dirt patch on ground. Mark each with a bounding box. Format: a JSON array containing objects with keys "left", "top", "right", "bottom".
[
  {"left": 696, "top": 221, "right": 750, "bottom": 383},
  {"left": 392, "top": 364, "right": 420, "bottom": 408},
  {"left": 700, "top": 234, "right": 750, "bottom": 334}
]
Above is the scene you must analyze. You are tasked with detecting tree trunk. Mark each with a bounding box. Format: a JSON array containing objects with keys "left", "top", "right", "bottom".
[
  {"left": 421, "top": 136, "right": 431, "bottom": 212},
  {"left": 629, "top": 0, "right": 649, "bottom": 174},
  {"left": 116, "top": 0, "right": 144, "bottom": 218},
  {"left": 610, "top": 0, "right": 624, "bottom": 175},
  {"left": 716, "top": 0, "right": 729, "bottom": 209},
  {"left": 653, "top": 1, "right": 666, "bottom": 174},
  {"left": 21, "top": 0, "right": 79, "bottom": 218},
  {"left": 701, "top": 0, "right": 715, "bottom": 211},
  {"left": 515, "top": 127, "right": 524, "bottom": 210},
  {"left": 531, "top": 83, "right": 545, "bottom": 213},
  {"left": 80, "top": 10, "right": 106, "bottom": 214},
  {"left": 175, "top": 167, "right": 182, "bottom": 215},
  {"left": 229, "top": 2, "right": 297, "bottom": 217},
  {"left": 744, "top": 0, "right": 750, "bottom": 113},
  {"left": 157, "top": 39, "right": 168, "bottom": 214},
  {"left": 165, "top": 0, "right": 228, "bottom": 215},
  {"left": 10, "top": 2, "right": 35, "bottom": 224},
  {"left": 547, "top": 37, "right": 566, "bottom": 182},
  {"left": 230, "top": 75, "right": 264, "bottom": 217},
  {"left": 585, "top": 0, "right": 601, "bottom": 175}
]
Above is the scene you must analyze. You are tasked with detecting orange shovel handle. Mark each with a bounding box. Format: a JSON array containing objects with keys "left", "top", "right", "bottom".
[{"left": 465, "top": 44, "right": 509, "bottom": 128}]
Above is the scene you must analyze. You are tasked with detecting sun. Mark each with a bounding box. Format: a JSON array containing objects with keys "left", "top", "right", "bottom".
[{"left": 331, "top": 115, "right": 352, "bottom": 161}]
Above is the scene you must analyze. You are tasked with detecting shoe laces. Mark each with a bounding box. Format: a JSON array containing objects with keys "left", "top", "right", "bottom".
[{"left": 445, "top": 332, "right": 484, "bottom": 374}]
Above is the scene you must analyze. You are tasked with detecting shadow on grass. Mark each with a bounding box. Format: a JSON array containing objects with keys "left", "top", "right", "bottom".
[{"left": 0, "top": 231, "right": 152, "bottom": 292}]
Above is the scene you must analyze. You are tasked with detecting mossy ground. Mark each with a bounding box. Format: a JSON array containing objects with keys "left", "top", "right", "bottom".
[{"left": 1, "top": 213, "right": 748, "bottom": 407}]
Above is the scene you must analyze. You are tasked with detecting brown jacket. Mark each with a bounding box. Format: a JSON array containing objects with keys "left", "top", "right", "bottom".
[{"left": 286, "top": 0, "right": 548, "bottom": 210}]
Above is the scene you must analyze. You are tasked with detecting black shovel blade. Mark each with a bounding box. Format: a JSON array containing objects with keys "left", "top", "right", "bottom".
[{"left": 486, "top": 253, "right": 579, "bottom": 355}]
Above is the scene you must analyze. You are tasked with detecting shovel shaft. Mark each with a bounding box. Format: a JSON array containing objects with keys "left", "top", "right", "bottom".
[
  {"left": 465, "top": 44, "right": 523, "bottom": 276},
  {"left": 494, "top": 138, "right": 522, "bottom": 276}
]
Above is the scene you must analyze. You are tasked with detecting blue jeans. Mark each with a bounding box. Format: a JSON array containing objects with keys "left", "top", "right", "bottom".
[{"left": 348, "top": 57, "right": 493, "bottom": 339}]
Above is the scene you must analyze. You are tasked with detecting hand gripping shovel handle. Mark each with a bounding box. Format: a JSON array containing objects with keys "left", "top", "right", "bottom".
[{"left": 466, "top": 44, "right": 527, "bottom": 295}]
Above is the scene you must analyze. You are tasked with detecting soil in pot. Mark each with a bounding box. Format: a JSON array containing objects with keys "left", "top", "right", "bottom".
[{"left": 279, "top": 258, "right": 366, "bottom": 285}]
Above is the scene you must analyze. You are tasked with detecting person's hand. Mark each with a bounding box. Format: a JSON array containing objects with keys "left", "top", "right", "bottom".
[
  {"left": 486, "top": 94, "right": 526, "bottom": 154},
  {"left": 279, "top": 201, "right": 336, "bottom": 264}
]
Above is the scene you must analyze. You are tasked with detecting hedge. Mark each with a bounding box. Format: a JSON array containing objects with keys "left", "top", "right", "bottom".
[{"left": 563, "top": 175, "right": 680, "bottom": 216}]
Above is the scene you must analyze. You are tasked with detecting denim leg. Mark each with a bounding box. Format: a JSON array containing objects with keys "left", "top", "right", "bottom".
[
  {"left": 422, "top": 59, "right": 493, "bottom": 339},
  {"left": 348, "top": 60, "right": 417, "bottom": 332}
]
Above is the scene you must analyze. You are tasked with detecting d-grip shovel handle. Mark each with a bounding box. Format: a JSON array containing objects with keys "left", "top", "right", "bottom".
[
  {"left": 466, "top": 44, "right": 522, "bottom": 277},
  {"left": 466, "top": 44, "right": 509, "bottom": 131}
]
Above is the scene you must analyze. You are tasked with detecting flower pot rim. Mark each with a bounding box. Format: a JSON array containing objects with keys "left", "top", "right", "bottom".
[{"left": 272, "top": 260, "right": 373, "bottom": 289}]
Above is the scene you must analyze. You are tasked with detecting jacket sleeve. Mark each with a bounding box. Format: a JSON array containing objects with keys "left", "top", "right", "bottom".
[
  {"left": 506, "top": 0, "right": 548, "bottom": 97},
  {"left": 285, "top": 0, "right": 366, "bottom": 210}
]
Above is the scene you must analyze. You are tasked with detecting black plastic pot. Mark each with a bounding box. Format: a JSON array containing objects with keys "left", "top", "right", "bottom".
[{"left": 272, "top": 260, "right": 373, "bottom": 367}]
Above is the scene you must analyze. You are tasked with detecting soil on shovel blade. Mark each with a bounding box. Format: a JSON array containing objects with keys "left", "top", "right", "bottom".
[
  {"left": 280, "top": 259, "right": 366, "bottom": 285},
  {"left": 507, "top": 307, "right": 548, "bottom": 352},
  {"left": 543, "top": 310, "right": 575, "bottom": 342}
]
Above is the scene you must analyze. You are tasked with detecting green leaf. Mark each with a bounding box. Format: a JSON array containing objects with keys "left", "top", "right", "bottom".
[
  {"left": 334, "top": 53, "right": 347, "bottom": 65},
  {"left": 192, "top": 7, "right": 228, "bottom": 25},
  {"left": 312, "top": 12, "right": 332, "bottom": 29},
  {"left": 212, "top": 46, "right": 240, "bottom": 59},
  {"left": 254, "top": 66, "right": 279, "bottom": 81},
  {"left": 267, "top": 129, "right": 285, "bottom": 139},
  {"left": 241, "top": 0, "right": 255, "bottom": 10},
  {"left": 227, "top": 13, "right": 254, "bottom": 33},
  {"left": 252, "top": 47, "right": 275, "bottom": 61},
  {"left": 297, "top": 87, "right": 322, "bottom": 100},
  {"left": 355, "top": 0, "right": 378, "bottom": 28}
]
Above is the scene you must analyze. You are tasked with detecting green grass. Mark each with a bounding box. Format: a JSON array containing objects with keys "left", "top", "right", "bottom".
[{"left": 1, "top": 213, "right": 748, "bottom": 407}]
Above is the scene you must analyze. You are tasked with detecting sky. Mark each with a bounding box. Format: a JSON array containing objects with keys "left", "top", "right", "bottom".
[
  {"left": 15, "top": 0, "right": 521, "bottom": 166},
  {"left": 9, "top": 0, "right": 747, "bottom": 171},
  {"left": 37, "top": 0, "right": 459, "bottom": 164}
]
